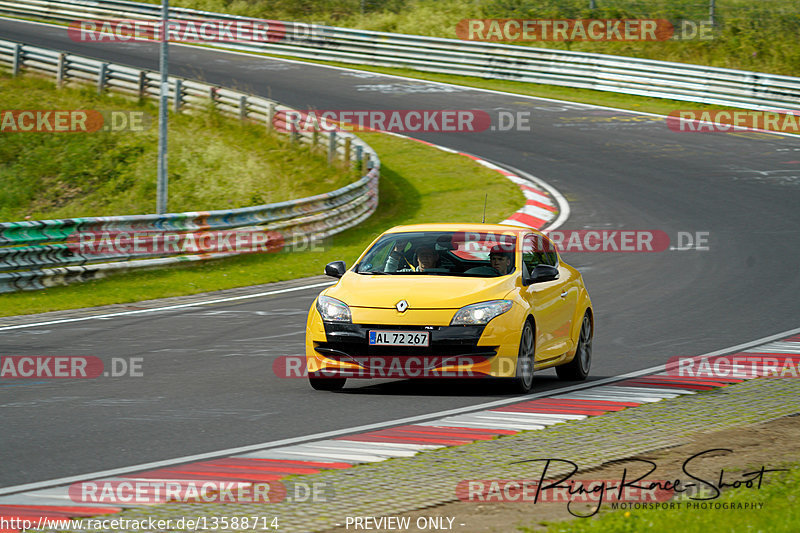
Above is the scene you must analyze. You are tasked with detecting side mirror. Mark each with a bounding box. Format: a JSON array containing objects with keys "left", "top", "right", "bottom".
[
  {"left": 528, "top": 264, "right": 559, "bottom": 284},
  {"left": 324, "top": 260, "right": 347, "bottom": 278}
]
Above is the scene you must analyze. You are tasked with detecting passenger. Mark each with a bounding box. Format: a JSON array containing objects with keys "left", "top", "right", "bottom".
[
  {"left": 489, "top": 245, "right": 514, "bottom": 275},
  {"left": 415, "top": 245, "right": 440, "bottom": 271}
]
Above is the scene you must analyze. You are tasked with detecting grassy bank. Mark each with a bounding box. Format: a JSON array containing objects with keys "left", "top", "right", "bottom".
[
  {"left": 529, "top": 460, "right": 800, "bottom": 532},
  {"left": 0, "top": 78, "right": 524, "bottom": 316},
  {"left": 139, "top": 0, "right": 800, "bottom": 76},
  {"left": 0, "top": 73, "right": 354, "bottom": 221}
]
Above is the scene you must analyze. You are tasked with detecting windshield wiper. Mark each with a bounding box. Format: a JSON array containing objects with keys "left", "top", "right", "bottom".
[{"left": 358, "top": 270, "right": 391, "bottom": 275}]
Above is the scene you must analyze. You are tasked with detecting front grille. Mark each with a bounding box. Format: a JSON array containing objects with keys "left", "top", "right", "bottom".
[{"left": 317, "top": 323, "right": 496, "bottom": 362}]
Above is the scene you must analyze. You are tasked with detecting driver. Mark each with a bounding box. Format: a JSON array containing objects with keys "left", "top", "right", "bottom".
[{"left": 386, "top": 242, "right": 440, "bottom": 272}]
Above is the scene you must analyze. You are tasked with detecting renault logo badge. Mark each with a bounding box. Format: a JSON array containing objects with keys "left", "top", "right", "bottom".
[{"left": 396, "top": 300, "right": 409, "bottom": 312}]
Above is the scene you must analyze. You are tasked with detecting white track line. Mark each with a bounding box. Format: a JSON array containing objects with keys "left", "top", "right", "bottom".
[
  {"left": 2, "top": 325, "right": 798, "bottom": 496},
  {"left": 0, "top": 281, "right": 334, "bottom": 332},
  {"left": 3, "top": 17, "right": 797, "bottom": 139},
  {"left": 490, "top": 162, "right": 571, "bottom": 231},
  {"left": 0, "top": 14, "right": 797, "bottom": 497}
]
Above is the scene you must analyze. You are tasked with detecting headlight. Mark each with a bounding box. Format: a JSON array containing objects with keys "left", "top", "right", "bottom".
[
  {"left": 316, "top": 295, "right": 352, "bottom": 323},
  {"left": 451, "top": 300, "right": 513, "bottom": 326}
]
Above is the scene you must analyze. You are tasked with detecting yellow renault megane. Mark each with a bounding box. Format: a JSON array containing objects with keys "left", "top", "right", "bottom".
[{"left": 305, "top": 223, "right": 593, "bottom": 392}]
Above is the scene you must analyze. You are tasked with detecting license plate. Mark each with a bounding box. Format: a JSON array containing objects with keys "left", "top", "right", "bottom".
[{"left": 369, "top": 330, "right": 429, "bottom": 347}]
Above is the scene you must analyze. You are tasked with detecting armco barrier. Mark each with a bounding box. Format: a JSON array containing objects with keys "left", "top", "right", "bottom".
[
  {"left": 0, "top": 170, "right": 378, "bottom": 292},
  {"left": 0, "top": 38, "right": 380, "bottom": 293},
  {"left": 1, "top": 0, "right": 799, "bottom": 110}
]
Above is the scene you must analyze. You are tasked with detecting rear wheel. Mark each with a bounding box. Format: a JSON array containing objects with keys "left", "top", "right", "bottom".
[
  {"left": 556, "top": 313, "right": 592, "bottom": 381},
  {"left": 512, "top": 320, "right": 536, "bottom": 393},
  {"left": 309, "top": 373, "right": 346, "bottom": 391}
]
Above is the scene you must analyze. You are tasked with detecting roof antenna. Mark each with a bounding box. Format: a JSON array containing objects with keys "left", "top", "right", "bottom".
[{"left": 482, "top": 193, "right": 487, "bottom": 223}]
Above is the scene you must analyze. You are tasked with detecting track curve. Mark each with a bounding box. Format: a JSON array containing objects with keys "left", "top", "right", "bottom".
[{"left": 1, "top": 18, "right": 799, "bottom": 488}]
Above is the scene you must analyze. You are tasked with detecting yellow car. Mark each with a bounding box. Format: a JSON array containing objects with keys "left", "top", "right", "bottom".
[{"left": 305, "top": 223, "right": 593, "bottom": 392}]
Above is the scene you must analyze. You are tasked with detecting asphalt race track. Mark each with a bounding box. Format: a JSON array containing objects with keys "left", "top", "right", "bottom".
[{"left": 1, "top": 18, "right": 799, "bottom": 490}]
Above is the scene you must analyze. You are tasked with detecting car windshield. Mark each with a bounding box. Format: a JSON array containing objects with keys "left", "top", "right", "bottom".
[{"left": 355, "top": 231, "right": 517, "bottom": 277}]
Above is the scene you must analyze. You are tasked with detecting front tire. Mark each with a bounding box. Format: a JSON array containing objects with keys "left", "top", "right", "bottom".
[
  {"left": 556, "top": 313, "right": 592, "bottom": 381},
  {"left": 512, "top": 320, "right": 536, "bottom": 393},
  {"left": 309, "top": 373, "right": 346, "bottom": 391}
]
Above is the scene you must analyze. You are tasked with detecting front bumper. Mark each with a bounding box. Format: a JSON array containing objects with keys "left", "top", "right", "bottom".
[{"left": 305, "top": 306, "right": 524, "bottom": 378}]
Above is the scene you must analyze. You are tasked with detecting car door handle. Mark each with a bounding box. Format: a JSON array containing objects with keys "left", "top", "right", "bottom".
[{"left": 560, "top": 290, "right": 568, "bottom": 298}]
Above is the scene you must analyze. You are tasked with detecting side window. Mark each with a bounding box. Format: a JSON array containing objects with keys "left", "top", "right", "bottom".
[
  {"left": 522, "top": 234, "right": 558, "bottom": 271},
  {"left": 542, "top": 238, "right": 558, "bottom": 267}
]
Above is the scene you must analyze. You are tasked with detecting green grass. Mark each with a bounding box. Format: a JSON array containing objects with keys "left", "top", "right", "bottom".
[
  {"left": 0, "top": 128, "right": 524, "bottom": 317},
  {"left": 61, "top": 4, "right": 798, "bottom": 127},
  {"left": 524, "top": 460, "right": 800, "bottom": 533},
  {"left": 136, "top": 0, "right": 800, "bottom": 77},
  {"left": 14, "top": 5, "right": 799, "bottom": 127},
  {"left": 0, "top": 73, "right": 354, "bottom": 221}
]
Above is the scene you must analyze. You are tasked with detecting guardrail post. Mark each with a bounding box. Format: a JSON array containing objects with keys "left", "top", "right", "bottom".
[
  {"left": 344, "top": 137, "right": 351, "bottom": 167},
  {"left": 328, "top": 130, "right": 337, "bottom": 163},
  {"left": 710, "top": 0, "right": 716, "bottom": 26},
  {"left": 239, "top": 95, "right": 247, "bottom": 121},
  {"left": 0, "top": 28, "right": 383, "bottom": 293},
  {"left": 312, "top": 122, "right": 319, "bottom": 147},
  {"left": 56, "top": 53, "right": 66, "bottom": 88},
  {"left": 97, "top": 63, "right": 107, "bottom": 94},
  {"left": 6, "top": 3, "right": 800, "bottom": 115},
  {"left": 137, "top": 71, "right": 147, "bottom": 99},
  {"left": 355, "top": 144, "right": 363, "bottom": 171},
  {"left": 11, "top": 43, "right": 21, "bottom": 77},
  {"left": 266, "top": 102, "right": 275, "bottom": 132},
  {"left": 174, "top": 79, "right": 182, "bottom": 112},
  {"left": 364, "top": 153, "right": 371, "bottom": 170},
  {"left": 286, "top": 108, "right": 298, "bottom": 143}
]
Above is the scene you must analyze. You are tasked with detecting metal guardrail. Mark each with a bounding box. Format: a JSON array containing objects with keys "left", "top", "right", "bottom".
[
  {"left": 0, "top": 38, "right": 380, "bottom": 293},
  {"left": 1, "top": 0, "right": 799, "bottom": 111}
]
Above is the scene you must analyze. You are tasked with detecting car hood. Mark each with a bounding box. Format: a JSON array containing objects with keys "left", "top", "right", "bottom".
[{"left": 324, "top": 271, "right": 515, "bottom": 309}]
